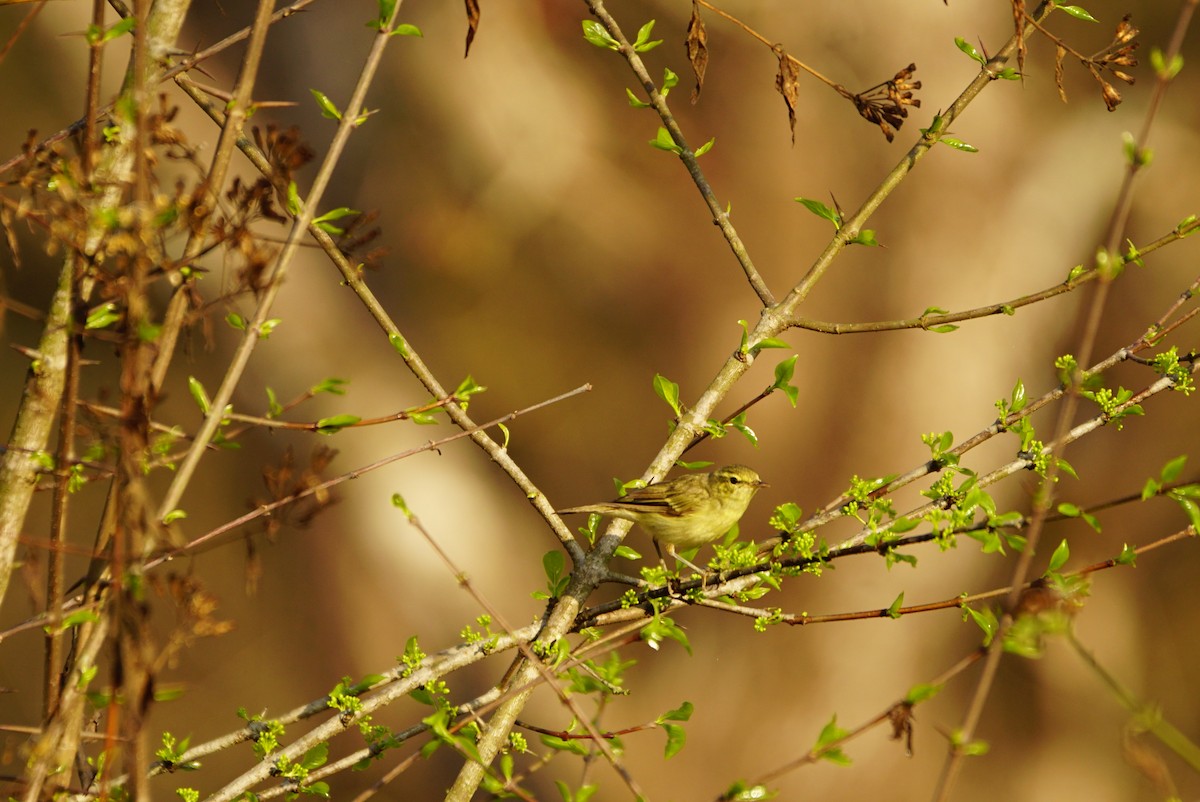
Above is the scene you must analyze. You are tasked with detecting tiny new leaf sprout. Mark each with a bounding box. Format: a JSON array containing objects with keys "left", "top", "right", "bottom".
[
  {"left": 265, "top": 387, "right": 283, "bottom": 418},
  {"left": 728, "top": 411, "right": 757, "bottom": 446},
  {"left": 155, "top": 732, "right": 199, "bottom": 772},
  {"left": 737, "top": 319, "right": 789, "bottom": 357},
  {"left": 938, "top": 136, "right": 979, "bottom": 153},
  {"left": 1142, "top": 454, "right": 1187, "bottom": 499},
  {"left": 581, "top": 19, "right": 619, "bottom": 50},
  {"left": 794, "top": 197, "right": 842, "bottom": 230},
  {"left": 650, "top": 126, "right": 683, "bottom": 154},
  {"left": 640, "top": 615, "right": 691, "bottom": 654},
  {"left": 389, "top": 332, "right": 410, "bottom": 358},
  {"left": 995, "top": 378, "right": 1028, "bottom": 424},
  {"left": 313, "top": 207, "right": 360, "bottom": 235},
  {"left": 632, "top": 19, "right": 663, "bottom": 53},
  {"left": 1150, "top": 46, "right": 1184, "bottom": 80},
  {"left": 905, "top": 682, "right": 942, "bottom": 705},
  {"left": 286, "top": 181, "right": 302, "bottom": 216},
  {"left": 886, "top": 592, "right": 904, "bottom": 619},
  {"left": 162, "top": 509, "right": 187, "bottom": 525},
  {"left": 391, "top": 492, "right": 413, "bottom": 520},
  {"left": 954, "top": 36, "right": 986, "bottom": 66},
  {"left": 772, "top": 355, "right": 800, "bottom": 407},
  {"left": 920, "top": 306, "right": 957, "bottom": 334},
  {"left": 533, "top": 550, "right": 569, "bottom": 600},
  {"left": 963, "top": 603, "right": 998, "bottom": 645},
  {"left": 662, "top": 67, "right": 679, "bottom": 98},
  {"left": 1056, "top": 501, "right": 1101, "bottom": 532},
  {"left": 187, "top": 376, "right": 211, "bottom": 415},
  {"left": 813, "top": 715, "right": 852, "bottom": 765},
  {"left": 372, "top": 0, "right": 396, "bottom": 28},
  {"left": 1121, "top": 132, "right": 1153, "bottom": 168},
  {"left": 85, "top": 16, "right": 136, "bottom": 46},
  {"left": 257, "top": 318, "right": 282, "bottom": 339},
  {"left": 226, "top": 312, "right": 246, "bottom": 331},
  {"left": 316, "top": 414, "right": 361, "bottom": 434},
  {"left": 1115, "top": 542, "right": 1138, "bottom": 566},
  {"left": 1046, "top": 538, "right": 1071, "bottom": 575},
  {"left": 1057, "top": 5, "right": 1099, "bottom": 22},
  {"left": 848, "top": 228, "right": 879, "bottom": 247},
  {"left": 369, "top": 1, "right": 423, "bottom": 36},
  {"left": 657, "top": 701, "right": 693, "bottom": 759},
  {"left": 1124, "top": 238, "right": 1145, "bottom": 268},
  {"left": 86, "top": 302, "right": 120, "bottom": 330},
  {"left": 653, "top": 373, "right": 683, "bottom": 418},
  {"left": 453, "top": 374, "right": 487, "bottom": 410},
  {"left": 310, "top": 88, "right": 342, "bottom": 120}
]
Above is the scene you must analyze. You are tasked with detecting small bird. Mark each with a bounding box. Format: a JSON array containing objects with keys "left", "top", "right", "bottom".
[{"left": 558, "top": 465, "right": 767, "bottom": 573}]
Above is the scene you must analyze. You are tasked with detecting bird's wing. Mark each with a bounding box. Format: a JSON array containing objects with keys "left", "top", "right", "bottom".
[{"left": 617, "top": 477, "right": 702, "bottom": 516}]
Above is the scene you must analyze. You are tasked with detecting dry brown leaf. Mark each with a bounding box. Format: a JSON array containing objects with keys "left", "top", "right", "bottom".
[
  {"left": 773, "top": 46, "right": 799, "bottom": 144},
  {"left": 686, "top": 0, "right": 708, "bottom": 104},
  {"left": 1055, "top": 45, "right": 1067, "bottom": 103},
  {"left": 464, "top": 0, "right": 481, "bottom": 58}
]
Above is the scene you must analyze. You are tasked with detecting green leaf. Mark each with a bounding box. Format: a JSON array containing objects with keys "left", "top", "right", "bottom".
[
  {"left": 187, "top": 376, "right": 211, "bottom": 415},
  {"left": 964, "top": 605, "right": 998, "bottom": 645},
  {"left": 374, "top": 0, "right": 397, "bottom": 26},
  {"left": 905, "top": 683, "right": 942, "bottom": 704},
  {"left": 614, "top": 545, "right": 641, "bottom": 560},
  {"left": 662, "top": 723, "right": 686, "bottom": 758},
  {"left": 694, "top": 137, "right": 716, "bottom": 157},
  {"left": 390, "top": 23, "right": 423, "bottom": 37},
  {"left": 1058, "top": 5, "right": 1099, "bottom": 22},
  {"left": 286, "top": 181, "right": 302, "bottom": 216},
  {"left": 95, "top": 16, "right": 136, "bottom": 45},
  {"left": 311, "top": 377, "right": 348, "bottom": 396},
  {"left": 793, "top": 197, "right": 841, "bottom": 229},
  {"left": 313, "top": 206, "right": 359, "bottom": 234},
  {"left": 653, "top": 374, "right": 682, "bottom": 418},
  {"left": 85, "top": 303, "right": 121, "bottom": 330},
  {"left": 886, "top": 592, "right": 904, "bottom": 619},
  {"left": 1010, "top": 379, "right": 1027, "bottom": 412},
  {"left": 300, "top": 743, "right": 329, "bottom": 770},
  {"left": 772, "top": 355, "right": 800, "bottom": 407},
  {"left": 1150, "top": 46, "right": 1184, "bottom": 80},
  {"left": 939, "top": 136, "right": 979, "bottom": 153},
  {"left": 625, "top": 88, "right": 650, "bottom": 108},
  {"left": 310, "top": 89, "right": 342, "bottom": 120},
  {"left": 581, "top": 20, "right": 619, "bottom": 50},
  {"left": 632, "top": 19, "right": 663, "bottom": 53},
  {"left": 1047, "top": 538, "right": 1070, "bottom": 573},
  {"left": 928, "top": 324, "right": 959, "bottom": 334},
  {"left": 813, "top": 715, "right": 852, "bottom": 765},
  {"left": 661, "top": 701, "right": 694, "bottom": 722},
  {"left": 1161, "top": 455, "right": 1187, "bottom": 483},
  {"left": 849, "top": 229, "right": 879, "bottom": 247},
  {"left": 650, "top": 127, "right": 682, "bottom": 154},
  {"left": 543, "top": 550, "right": 565, "bottom": 584},
  {"left": 954, "top": 36, "right": 986, "bottom": 65},
  {"left": 316, "top": 414, "right": 361, "bottom": 434},
  {"left": 1115, "top": 543, "right": 1137, "bottom": 566},
  {"left": 729, "top": 412, "right": 757, "bottom": 447}
]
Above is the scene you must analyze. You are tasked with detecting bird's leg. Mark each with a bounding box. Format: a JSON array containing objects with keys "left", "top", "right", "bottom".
[{"left": 656, "top": 542, "right": 708, "bottom": 595}]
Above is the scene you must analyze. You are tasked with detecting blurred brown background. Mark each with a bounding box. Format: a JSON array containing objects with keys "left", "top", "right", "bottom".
[{"left": 2, "top": 0, "right": 1199, "bottom": 799}]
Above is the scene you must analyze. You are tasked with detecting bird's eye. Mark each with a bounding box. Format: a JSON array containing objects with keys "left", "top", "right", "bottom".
[{"left": 728, "top": 476, "right": 740, "bottom": 484}]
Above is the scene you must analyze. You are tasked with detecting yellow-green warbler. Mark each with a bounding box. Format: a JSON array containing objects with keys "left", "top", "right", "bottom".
[{"left": 558, "top": 465, "right": 766, "bottom": 572}]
